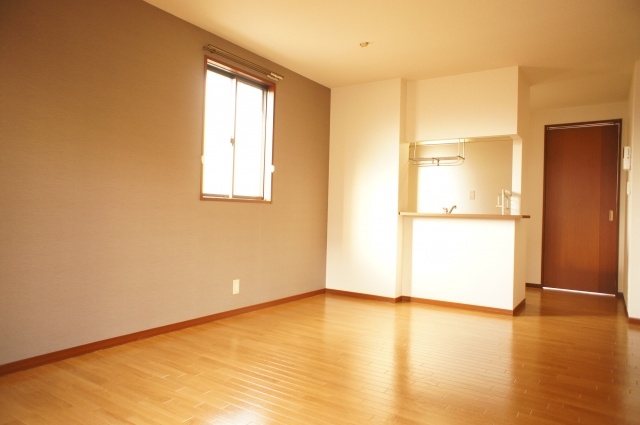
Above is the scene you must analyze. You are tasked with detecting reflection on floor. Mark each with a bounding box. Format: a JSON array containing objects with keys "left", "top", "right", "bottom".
[{"left": 0, "top": 288, "right": 638, "bottom": 424}]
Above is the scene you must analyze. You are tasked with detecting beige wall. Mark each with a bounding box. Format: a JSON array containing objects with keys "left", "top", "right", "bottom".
[{"left": 0, "top": 0, "right": 330, "bottom": 365}]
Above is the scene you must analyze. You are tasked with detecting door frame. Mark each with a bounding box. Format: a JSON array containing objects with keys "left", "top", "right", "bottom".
[{"left": 541, "top": 119, "right": 622, "bottom": 294}]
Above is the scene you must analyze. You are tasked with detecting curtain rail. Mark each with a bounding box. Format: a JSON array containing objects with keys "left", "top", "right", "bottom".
[{"left": 203, "top": 44, "right": 284, "bottom": 82}]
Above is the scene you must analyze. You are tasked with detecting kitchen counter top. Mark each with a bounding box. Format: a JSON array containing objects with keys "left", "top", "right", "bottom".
[{"left": 399, "top": 212, "right": 530, "bottom": 219}]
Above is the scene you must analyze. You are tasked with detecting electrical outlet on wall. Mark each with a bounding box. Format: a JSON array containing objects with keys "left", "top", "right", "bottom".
[
  {"left": 469, "top": 190, "right": 476, "bottom": 200},
  {"left": 232, "top": 279, "right": 240, "bottom": 295}
]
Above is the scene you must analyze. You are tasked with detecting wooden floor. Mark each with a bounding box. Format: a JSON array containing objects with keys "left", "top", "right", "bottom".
[{"left": 1, "top": 288, "right": 639, "bottom": 424}]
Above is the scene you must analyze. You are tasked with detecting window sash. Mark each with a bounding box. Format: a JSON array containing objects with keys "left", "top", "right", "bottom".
[
  {"left": 202, "top": 61, "right": 274, "bottom": 201},
  {"left": 232, "top": 80, "right": 267, "bottom": 198}
]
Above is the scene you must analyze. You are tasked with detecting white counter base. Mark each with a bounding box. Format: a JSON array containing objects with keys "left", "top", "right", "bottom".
[{"left": 401, "top": 214, "right": 528, "bottom": 313}]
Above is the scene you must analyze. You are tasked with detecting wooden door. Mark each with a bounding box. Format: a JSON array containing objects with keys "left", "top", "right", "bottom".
[{"left": 542, "top": 120, "right": 621, "bottom": 294}]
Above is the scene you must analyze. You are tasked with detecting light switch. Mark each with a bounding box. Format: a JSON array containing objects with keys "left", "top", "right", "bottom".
[{"left": 623, "top": 146, "right": 631, "bottom": 170}]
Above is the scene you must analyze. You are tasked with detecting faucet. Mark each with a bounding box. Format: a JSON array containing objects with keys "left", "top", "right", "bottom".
[{"left": 443, "top": 205, "right": 457, "bottom": 214}]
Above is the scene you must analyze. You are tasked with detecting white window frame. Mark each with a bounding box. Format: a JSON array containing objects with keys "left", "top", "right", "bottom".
[{"left": 201, "top": 58, "right": 275, "bottom": 202}]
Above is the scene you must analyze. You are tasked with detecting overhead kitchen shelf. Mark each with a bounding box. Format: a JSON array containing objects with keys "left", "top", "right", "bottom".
[{"left": 409, "top": 138, "right": 466, "bottom": 166}]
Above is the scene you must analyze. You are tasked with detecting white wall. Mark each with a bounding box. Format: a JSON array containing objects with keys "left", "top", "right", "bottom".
[
  {"left": 406, "top": 67, "right": 520, "bottom": 141},
  {"left": 512, "top": 70, "right": 530, "bottom": 216},
  {"left": 326, "top": 79, "right": 405, "bottom": 298},
  {"left": 626, "top": 61, "right": 640, "bottom": 319},
  {"left": 524, "top": 103, "right": 629, "bottom": 288}
]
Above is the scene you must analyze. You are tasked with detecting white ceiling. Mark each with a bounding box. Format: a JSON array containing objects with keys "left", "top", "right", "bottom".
[{"left": 144, "top": 0, "right": 640, "bottom": 110}]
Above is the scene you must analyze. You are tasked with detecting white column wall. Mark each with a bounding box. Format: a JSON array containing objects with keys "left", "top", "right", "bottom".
[{"left": 326, "top": 79, "right": 404, "bottom": 298}]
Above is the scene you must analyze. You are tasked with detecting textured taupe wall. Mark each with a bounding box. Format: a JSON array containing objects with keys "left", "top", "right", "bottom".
[{"left": 0, "top": 0, "right": 330, "bottom": 364}]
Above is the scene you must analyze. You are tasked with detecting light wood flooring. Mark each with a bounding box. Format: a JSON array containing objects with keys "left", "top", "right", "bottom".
[{"left": 1, "top": 288, "right": 639, "bottom": 424}]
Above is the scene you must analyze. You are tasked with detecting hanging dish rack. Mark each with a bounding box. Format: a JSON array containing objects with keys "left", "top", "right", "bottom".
[{"left": 409, "top": 139, "right": 466, "bottom": 166}]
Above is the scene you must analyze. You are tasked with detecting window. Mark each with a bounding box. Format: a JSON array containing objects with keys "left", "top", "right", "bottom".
[{"left": 201, "top": 59, "right": 275, "bottom": 201}]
